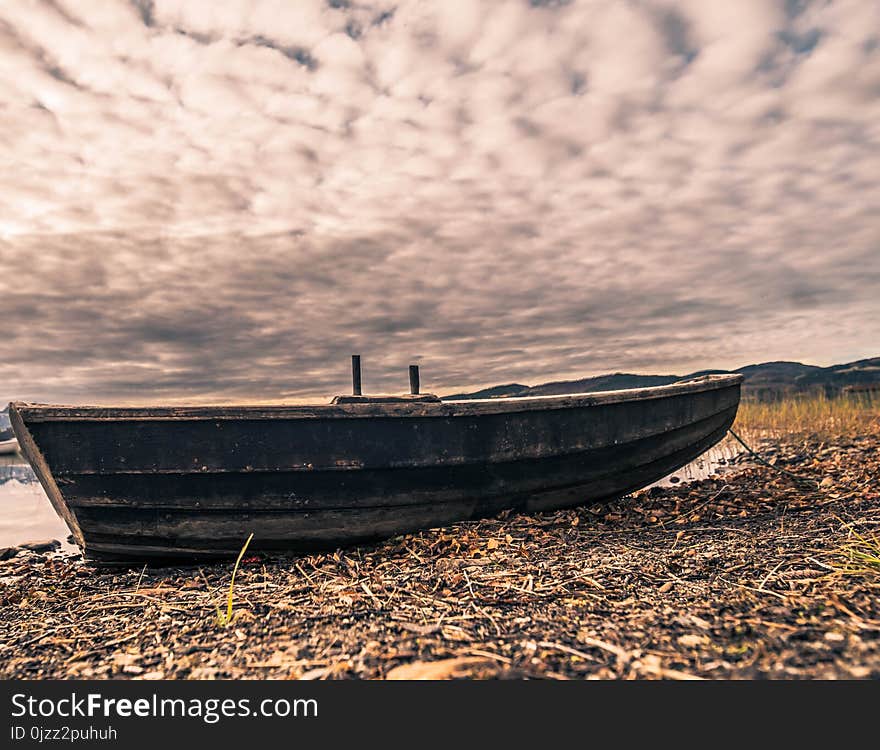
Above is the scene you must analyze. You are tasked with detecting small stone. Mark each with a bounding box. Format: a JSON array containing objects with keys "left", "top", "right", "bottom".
[
  {"left": 669, "top": 476, "right": 681, "bottom": 484},
  {"left": 678, "top": 634, "right": 710, "bottom": 647},
  {"left": 824, "top": 631, "right": 845, "bottom": 642},
  {"left": 658, "top": 581, "right": 674, "bottom": 593},
  {"left": 819, "top": 477, "right": 834, "bottom": 488},
  {"left": 19, "top": 540, "right": 61, "bottom": 553}
]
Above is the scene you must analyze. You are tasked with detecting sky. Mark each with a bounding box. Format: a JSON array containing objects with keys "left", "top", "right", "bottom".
[{"left": 0, "top": 0, "right": 878, "bottom": 405}]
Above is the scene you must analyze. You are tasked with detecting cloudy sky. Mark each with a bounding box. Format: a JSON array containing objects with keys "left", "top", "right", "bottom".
[{"left": 0, "top": 0, "right": 878, "bottom": 404}]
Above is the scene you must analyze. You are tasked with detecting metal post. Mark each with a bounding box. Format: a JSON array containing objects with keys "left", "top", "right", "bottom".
[
  {"left": 352, "top": 355, "right": 362, "bottom": 396},
  {"left": 409, "top": 365, "right": 420, "bottom": 395}
]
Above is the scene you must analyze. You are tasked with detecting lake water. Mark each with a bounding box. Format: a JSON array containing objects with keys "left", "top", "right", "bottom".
[
  {"left": 0, "top": 454, "right": 73, "bottom": 549},
  {"left": 0, "top": 435, "right": 749, "bottom": 553}
]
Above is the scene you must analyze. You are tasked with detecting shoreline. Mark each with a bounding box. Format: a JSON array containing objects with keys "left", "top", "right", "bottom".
[{"left": 1, "top": 431, "right": 877, "bottom": 679}]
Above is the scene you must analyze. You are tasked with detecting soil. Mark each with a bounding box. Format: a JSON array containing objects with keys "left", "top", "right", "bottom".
[{"left": 1, "top": 431, "right": 878, "bottom": 680}]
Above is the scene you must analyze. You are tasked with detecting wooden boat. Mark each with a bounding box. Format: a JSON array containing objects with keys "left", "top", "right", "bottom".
[{"left": 8, "top": 371, "right": 742, "bottom": 563}]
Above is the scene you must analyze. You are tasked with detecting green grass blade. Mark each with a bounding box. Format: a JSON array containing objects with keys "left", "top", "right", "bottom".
[{"left": 222, "top": 532, "right": 254, "bottom": 626}]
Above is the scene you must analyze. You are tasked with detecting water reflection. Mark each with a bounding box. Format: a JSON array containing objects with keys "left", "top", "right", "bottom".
[
  {"left": 0, "top": 454, "right": 72, "bottom": 549},
  {"left": 0, "top": 464, "right": 35, "bottom": 485},
  {"left": 653, "top": 435, "right": 751, "bottom": 487}
]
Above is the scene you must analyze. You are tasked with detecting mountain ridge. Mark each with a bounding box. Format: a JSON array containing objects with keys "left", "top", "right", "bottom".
[{"left": 444, "top": 357, "right": 880, "bottom": 401}]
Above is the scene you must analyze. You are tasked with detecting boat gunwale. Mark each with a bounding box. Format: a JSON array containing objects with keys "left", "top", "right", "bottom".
[{"left": 9, "top": 374, "right": 743, "bottom": 422}]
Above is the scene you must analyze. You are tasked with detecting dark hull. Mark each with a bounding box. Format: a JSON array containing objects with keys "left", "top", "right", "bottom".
[{"left": 10, "top": 375, "right": 741, "bottom": 562}]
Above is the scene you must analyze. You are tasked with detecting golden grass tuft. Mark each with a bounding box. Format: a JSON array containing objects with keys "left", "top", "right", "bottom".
[
  {"left": 734, "top": 391, "right": 880, "bottom": 440},
  {"left": 828, "top": 524, "right": 880, "bottom": 580},
  {"left": 840, "top": 535, "right": 880, "bottom": 577}
]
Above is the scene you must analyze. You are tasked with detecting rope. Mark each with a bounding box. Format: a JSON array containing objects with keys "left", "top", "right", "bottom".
[{"left": 727, "top": 428, "right": 820, "bottom": 489}]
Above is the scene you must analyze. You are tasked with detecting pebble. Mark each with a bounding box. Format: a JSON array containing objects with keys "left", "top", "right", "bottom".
[{"left": 19, "top": 540, "right": 61, "bottom": 553}]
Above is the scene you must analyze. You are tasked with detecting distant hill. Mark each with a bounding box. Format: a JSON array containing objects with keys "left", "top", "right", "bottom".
[
  {"left": 445, "top": 357, "right": 880, "bottom": 401},
  {"left": 445, "top": 383, "right": 531, "bottom": 400}
]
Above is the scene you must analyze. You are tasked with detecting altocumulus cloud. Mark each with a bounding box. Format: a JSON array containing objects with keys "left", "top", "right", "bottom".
[{"left": 0, "top": 0, "right": 878, "bottom": 404}]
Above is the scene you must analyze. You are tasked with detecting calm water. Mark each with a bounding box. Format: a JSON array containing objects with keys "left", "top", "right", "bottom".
[
  {"left": 0, "top": 435, "right": 749, "bottom": 551},
  {"left": 0, "top": 454, "right": 72, "bottom": 549}
]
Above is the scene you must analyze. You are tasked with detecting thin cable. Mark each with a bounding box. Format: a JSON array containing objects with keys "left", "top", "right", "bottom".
[{"left": 727, "top": 428, "right": 820, "bottom": 489}]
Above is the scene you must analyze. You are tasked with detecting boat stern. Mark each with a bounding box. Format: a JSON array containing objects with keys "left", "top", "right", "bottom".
[{"left": 7, "top": 402, "right": 86, "bottom": 550}]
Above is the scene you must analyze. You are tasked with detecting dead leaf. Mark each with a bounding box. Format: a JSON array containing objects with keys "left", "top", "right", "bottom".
[{"left": 385, "top": 657, "right": 490, "bottom": 680}]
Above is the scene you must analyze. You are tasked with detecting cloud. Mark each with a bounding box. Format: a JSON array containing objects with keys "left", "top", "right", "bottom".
[{"left": 0, "top": 0, "right": 878, "bottom": 404}]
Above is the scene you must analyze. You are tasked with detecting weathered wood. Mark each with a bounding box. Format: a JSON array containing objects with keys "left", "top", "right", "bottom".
[
  {"left": 60, "top": 407, "right": 734, "bottom": 511},
  {"left": 331, "top": 393, "right": 441, "bottom": 405},
  {"left": 409, "top": 365, "right": 420, "bottom": 395},
  {"left": 11, "top": 374, "right": 741, "bottom": 421},
  {"left": 9, "top": 374, "right": 743, "bottom": 563},
  {"left": 74, "top": 419, "right": 732, "bottom": 561},
  {"left": 72, "top": 422, "right": 729, "bottom": 538},
  {"left": 25, "top": 387, "right": 737, "bottom": 475}
]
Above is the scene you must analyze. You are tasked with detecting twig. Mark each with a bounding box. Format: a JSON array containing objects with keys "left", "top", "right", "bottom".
[
  {"left": 718, "top": 576, "right": 788, "bottom": 601},
  {"left": 133, "top": 564, "right": 147, "bottom": 594},
  {"left": 757, "top": 559, "right": 789, "bottom": 592}
]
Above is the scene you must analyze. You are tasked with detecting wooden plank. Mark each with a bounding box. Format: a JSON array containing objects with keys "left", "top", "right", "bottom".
[
  {"left": 60, "top": 407, "right": 737, "bottom": 510},
  {"left": 74, "top": 419, "right": 732, "bottom": 557},
  {"left": 524, "top": 420, "right": 731, "bottom": 512}
]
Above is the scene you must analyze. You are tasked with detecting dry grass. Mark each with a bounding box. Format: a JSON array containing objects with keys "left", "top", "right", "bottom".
[
  {"left": 204, "top": 532, "right": 254, "bottom": 628},
  {"left": 734, "top": 392, "right": 880, "bottom": 440},
  {"left": 832, "top": 524, "right": 880, "bottom": 580}
]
